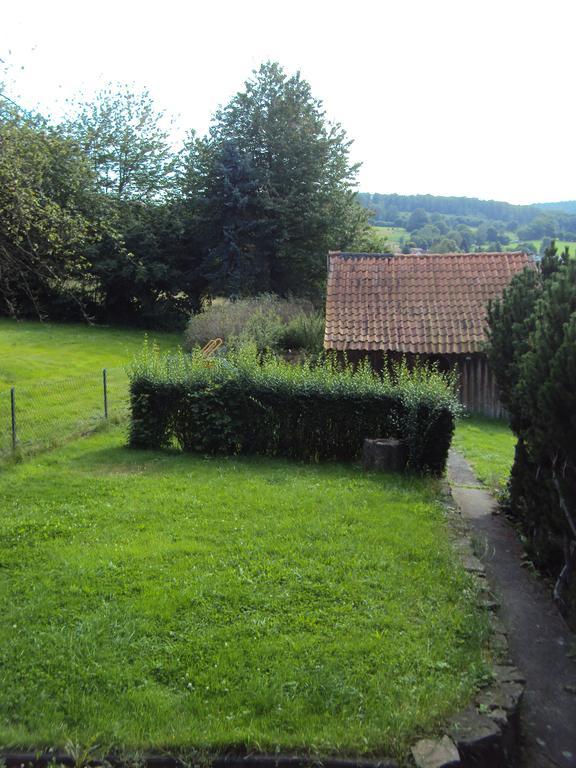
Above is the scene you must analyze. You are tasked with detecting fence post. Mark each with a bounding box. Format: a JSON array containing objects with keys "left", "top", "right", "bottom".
[
  {"left": 103, "top": 369, "right": 108, "bottom": 419},
  {"left": 10, "top": 386, "right": 17, "bottom": 451}
]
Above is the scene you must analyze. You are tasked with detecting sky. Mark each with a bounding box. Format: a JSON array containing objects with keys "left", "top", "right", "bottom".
[{"left": 1, "top": 0, "right": 575, "bottom": 205}]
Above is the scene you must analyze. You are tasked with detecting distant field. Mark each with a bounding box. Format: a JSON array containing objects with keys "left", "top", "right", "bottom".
[
  {"left": 372, "top": 226, "right": 407, "bottom": 246},
  {"left": 505, "top": 239, "right": 576, "bottom": 257},
  {"left": 371, "top": 228, "right": 576, "bottom": 257}
]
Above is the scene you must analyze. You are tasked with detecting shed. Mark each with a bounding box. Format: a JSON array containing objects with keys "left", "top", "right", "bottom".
[{"left": 324, "top": 251, "right": 534, "bottom": 417}]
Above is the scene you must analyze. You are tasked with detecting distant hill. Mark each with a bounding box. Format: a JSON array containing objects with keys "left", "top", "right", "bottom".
[
  {"left": 357, "top": 193, "right": 576, "bottom": 255},
  {"left": 357, "top": 193, "right": 542, "bottom": 225},
  {"left": 535, "top": 201, "right": 576, "bottom": 215}
]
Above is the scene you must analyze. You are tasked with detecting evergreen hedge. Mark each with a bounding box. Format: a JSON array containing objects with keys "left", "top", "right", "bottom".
[
  {"left": 128, "top": 344, "right": 459, "bottom": 474},
  {"left": 487, "top": 245, "right": 576, "bottom": 626}
]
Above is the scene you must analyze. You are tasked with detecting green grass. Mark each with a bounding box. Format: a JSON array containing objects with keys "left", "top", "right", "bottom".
[
  {"left": 371, "top": 226, "right": 407, "bottom": 246},
  {"left": 0, "top": 319, "right": 180, "bottom": 385},
  {"left": 504, "top": 238, "right": 576, "bottom": 257},
  {"left": 0, "top": 320, "right": 180, "bottom": 458},
  {"left": 453, "top": 415, "right": 516, "bottom": 492},
  {"left": 0, "top": 427, "right": 489, "bottom": 758}
]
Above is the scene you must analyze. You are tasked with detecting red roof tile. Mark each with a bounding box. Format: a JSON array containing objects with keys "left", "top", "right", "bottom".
[{"left": 324, "top": 251, "right": 534, "bottom": 354}]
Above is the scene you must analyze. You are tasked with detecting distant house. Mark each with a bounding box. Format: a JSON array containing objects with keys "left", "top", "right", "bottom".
[{"left": 324, "top": 251, "right": 534, "bottom": 417}]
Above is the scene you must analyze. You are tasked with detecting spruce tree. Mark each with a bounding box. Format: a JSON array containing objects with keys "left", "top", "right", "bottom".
[
  {"left": 488, "top": 241, "right": 576, "bottom": 621},
  {"left": 486, "top": 267, "right": 541, "bottom": 432},
  {"left": 201, "top": 142, "right": 270, "bottom": 297},
  {"left": 204, "top": 62, "right": 371, "bottom": 297}
]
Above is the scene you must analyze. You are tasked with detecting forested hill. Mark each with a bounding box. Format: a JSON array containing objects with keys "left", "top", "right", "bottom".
[
  {"left": 357, "top": 193, "right": 576, "bottom": 225},
  {"left": 357, "top": 193, "right": 576, "bottom": 255},
  {"left": 358, "top": 193, "right": 538, "bottom": 224},
  {"left": 536, "top": 200, "right": 576, "bottom": 215}
]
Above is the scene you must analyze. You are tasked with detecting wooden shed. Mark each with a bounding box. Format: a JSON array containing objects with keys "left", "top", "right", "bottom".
[{"left": 324, "top": 251, "right": 534, "bottom": 418}]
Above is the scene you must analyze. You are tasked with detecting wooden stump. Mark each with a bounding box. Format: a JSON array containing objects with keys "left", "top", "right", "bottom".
[{"left": 363, "top": 438, "right": 408, "bottom": 472}]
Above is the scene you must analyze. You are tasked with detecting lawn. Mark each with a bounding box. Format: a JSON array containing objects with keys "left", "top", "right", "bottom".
[
  {"left": 453, "top": 415, "right": 516, "bottom": 492},
  {"left": 0, "top": 320, "right": 180, "bottom": 459},
  {"left": 0, "top": 319, "right": 180, "bottom": 385},
  {"left": 371, "top": 226, "right": 407, "bottom": 247},
  {"left": 0, "top": 427, "right": 489, "bottom": 759}
]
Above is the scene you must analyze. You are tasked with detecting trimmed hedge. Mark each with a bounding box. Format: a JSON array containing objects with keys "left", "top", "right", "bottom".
[{"left": 128, "top": 345, "right": 460, "bottom": 474}]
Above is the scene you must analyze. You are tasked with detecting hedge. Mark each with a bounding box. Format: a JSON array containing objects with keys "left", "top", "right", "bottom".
[
  {"left": 487, "top": 248, "right": 576, "bottom": 626},
  {"left": 128, "top": 345, "right": 460, "bottom": 474}
]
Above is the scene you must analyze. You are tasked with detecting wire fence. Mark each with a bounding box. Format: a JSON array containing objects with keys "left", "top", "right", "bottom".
[{"left": 0, "top": 366, "right": 131, "bottom": 461}]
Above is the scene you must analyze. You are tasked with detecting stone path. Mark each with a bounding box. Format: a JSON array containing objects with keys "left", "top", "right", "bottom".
[{"left": 448, "top": 450, "right": 576, "bottom": 768}]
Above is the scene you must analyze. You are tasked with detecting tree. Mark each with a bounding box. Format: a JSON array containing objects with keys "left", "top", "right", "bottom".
[
  {"left": 475, "top": 222, "right": 489, "bottom": 246},
  {"left": 486, "top": 225, "right": 499, "bottom": 243},
  {"left": 0, "top": 107, "right": 106, "bottom": 319},
  {"left": 200, "top": 142, "right": 271, "bottom": 297},
  {"left": 64, "top": 87, "right": 203, "bottom": 327},
  {"left": 406, "top": 208, "right": 429, "bottom": 232},
  {"left": 411, "top": 224, "right": 441, "bottom": 249},
  {"left": 455, "top": 225, "right": 473, "bottom": 251},
  {"left": 487, "top": 242, "right": 576, "bottom": 622},
  {"left": 66, "top": 86, "right": 177, "bottom": 203},
  {"left": 203, "top": 61, "right": 371, "bottom": 297},
  {"left": 486, "top": 265, "right": 542, "bottom": 430},
  {"left": 431, "top": 236, "right": 459, "bottom": 253},
  {"left": 518, "top": 248, "right": 574, "bottom": 457}
]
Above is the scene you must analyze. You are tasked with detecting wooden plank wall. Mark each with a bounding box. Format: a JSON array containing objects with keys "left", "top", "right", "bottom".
[
  {"left": 457, "top": 354, "right": 505, "bottom": 419},
  {"left": 335, "top": 350, "right": 505, "bottom": 419}
]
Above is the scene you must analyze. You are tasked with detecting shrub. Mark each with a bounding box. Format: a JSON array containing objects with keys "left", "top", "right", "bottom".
[
  {"left": 487, "top": 243, "right": 576, "bottom": 625},
  {"left": 279, "top": 312, "right": 325, "bottom": 354},
  {"left": 128, "top": 343, "right": 460, "bottom": 475},
  {"left": 239, "top": 307, "right": 285, "bottom": 351},
  {"left": 184, "top": 294, "right": 315, "bottom": 351}
]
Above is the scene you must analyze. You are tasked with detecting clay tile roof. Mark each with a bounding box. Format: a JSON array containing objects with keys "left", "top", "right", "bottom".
[{"left": 324, "top": 251, "right": 534, "bottom": 355}]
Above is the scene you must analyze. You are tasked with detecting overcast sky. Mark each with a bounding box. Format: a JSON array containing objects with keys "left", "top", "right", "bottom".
[{"left": 1, "top": 0, "right": 574, "bottom": 205}]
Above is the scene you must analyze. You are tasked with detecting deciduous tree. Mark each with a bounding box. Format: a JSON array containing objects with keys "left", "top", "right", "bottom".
[
  {"left": 66, "top": 86, "right": 177, "bottom": 203},
  {"left": 0, "top": 107, "right": 106, "bottom": 318}
]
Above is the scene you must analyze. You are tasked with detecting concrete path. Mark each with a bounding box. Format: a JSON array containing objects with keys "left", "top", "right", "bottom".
[{"left": 448, "top": 450, "right": 576, "bottom": 768}]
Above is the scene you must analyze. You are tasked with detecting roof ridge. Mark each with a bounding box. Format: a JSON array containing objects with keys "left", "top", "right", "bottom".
[
  {"left": 329, "top": 251, "right": 395, "bottom": 259},
  {"left": 328, "top": 250, "right": 530, "bottom": 259}
]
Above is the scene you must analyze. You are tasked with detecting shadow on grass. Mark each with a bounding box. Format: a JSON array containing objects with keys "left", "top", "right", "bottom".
[{"left": 69, "top": 438, "right": 434, "bottom": 491}]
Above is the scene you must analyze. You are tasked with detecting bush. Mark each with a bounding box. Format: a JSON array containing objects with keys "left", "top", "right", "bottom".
[
  {"left": 128, "top": 343, "right": 460, "bottom": 475},
  {"left": 184, "top": 294, "right": 316, "bottom": 351},
  {"left": 239, "top": 307, "right": 285, "bottom": 351},
  {"left": 279, "top": 312, "right": 325, "bottom": 354},
  {"left": 487, "top": 243, "right": 576, "bottom": 625}
]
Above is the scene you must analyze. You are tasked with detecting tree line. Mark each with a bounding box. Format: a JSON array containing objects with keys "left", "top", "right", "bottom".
[
  {"left": 0, "top": 62, "right": 376, "bottom": 329},
  {"left": 359, "top": 192, "right": 576, "bottom": 253}
]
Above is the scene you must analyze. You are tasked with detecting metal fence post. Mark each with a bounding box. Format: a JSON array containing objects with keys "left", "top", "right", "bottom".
[
  {"left": 103, "top": 369, "right": 108, "bottom": 419},
  {"left": 10, "top": 386, "right": 16, "bottom": 451}
]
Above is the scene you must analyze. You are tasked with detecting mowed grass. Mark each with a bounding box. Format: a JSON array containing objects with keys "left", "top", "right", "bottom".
[
  {"left": 0, "top": 427, "right": 489, "bottom": 758},
  {"left": 0, "top": 319, "right": 180, "bottom": 385},
  {"left": 371, "top": 226, "right": 407, "bottom": 246},
  {"left": 0, "top": 320, "right": 180, "bottom": 458},
  {"left": 453, "top": 415, "right": 516, "bottom": 492}
]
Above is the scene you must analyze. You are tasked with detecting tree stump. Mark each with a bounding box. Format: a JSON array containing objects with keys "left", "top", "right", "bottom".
[{"left": 363, "top": 438, "right": 408, "bottom": 472}]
